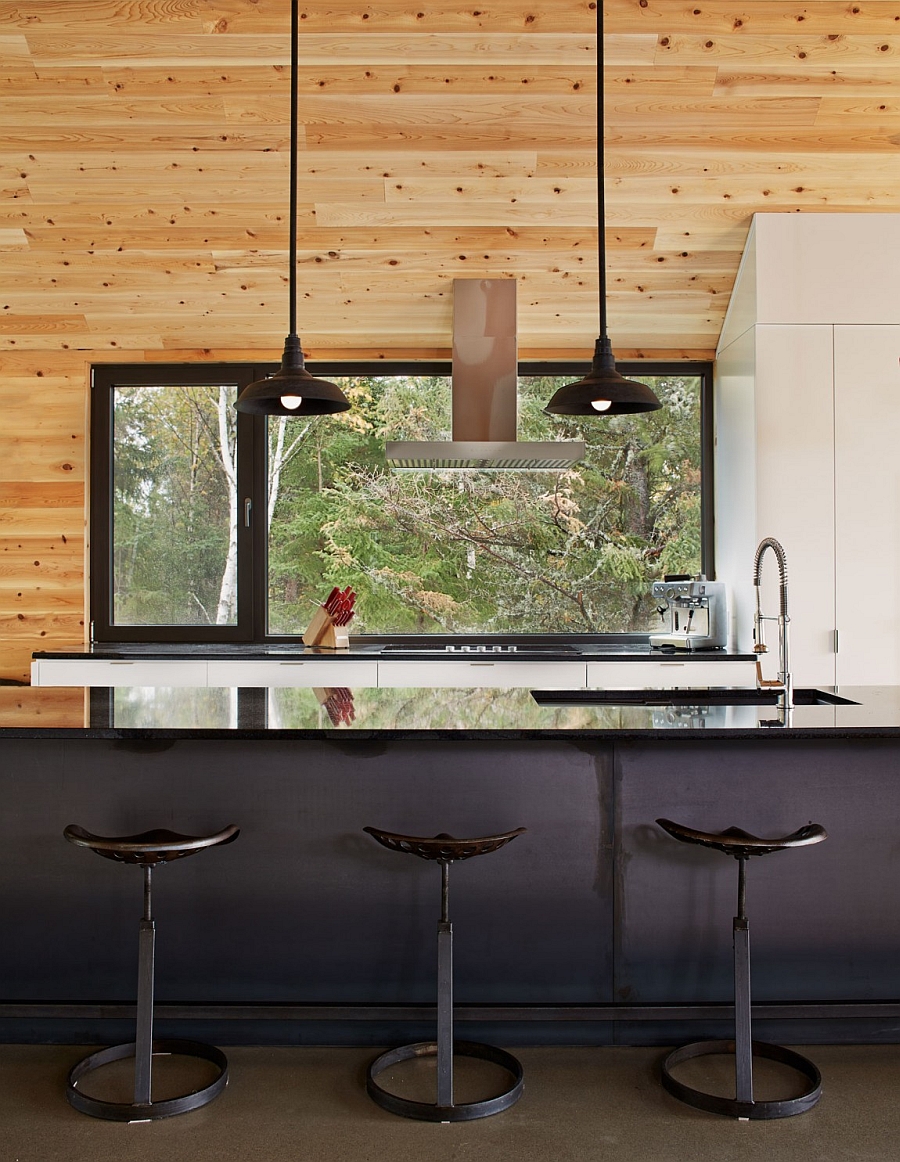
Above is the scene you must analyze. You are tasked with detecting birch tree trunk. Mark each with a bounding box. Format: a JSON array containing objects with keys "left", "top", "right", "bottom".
[
  {"left": 215, "top": 385, "right": 238, "bottom": 624},
  {"left": 268, "top": 417, "right": 313, "bottom": 528},
  {"left": 215, "top": 406, "right": 315, "bottom": 625}
]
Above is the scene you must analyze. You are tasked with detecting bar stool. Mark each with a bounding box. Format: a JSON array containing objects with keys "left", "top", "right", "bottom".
[
  {"left": 656, "top": 817, "right": 827, "bottom": 1120},
  {"left": 363, "top": 826, "right": 526, "bottom": 1122},
  {"left": 63, "top": 823, "right": 240, "bottom": 1122}
]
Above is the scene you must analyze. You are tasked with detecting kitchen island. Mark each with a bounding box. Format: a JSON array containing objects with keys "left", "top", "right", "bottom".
[{"left": 1, "top": 683, "right": 899, "bottom": 1050}]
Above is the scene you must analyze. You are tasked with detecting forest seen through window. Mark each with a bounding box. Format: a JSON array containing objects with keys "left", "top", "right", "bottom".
[{"left": 111, "top": 372, "right": 702, "bottom": 635}]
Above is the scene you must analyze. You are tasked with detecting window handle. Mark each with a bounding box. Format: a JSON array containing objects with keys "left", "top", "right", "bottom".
[{"left": 244, "top": 498, "right": 252, "bottom": 527}]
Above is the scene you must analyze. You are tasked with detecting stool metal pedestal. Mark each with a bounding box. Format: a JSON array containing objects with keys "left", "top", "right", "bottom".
[
  {"left": 656, "top": 818, "right": 827, "bottom": 1120},
  {"left": 63, "top": 823, "right": 239, "bottom": 1122},
  {"left": 363, "top": 827, "right": 526, "bottom": 1122}
]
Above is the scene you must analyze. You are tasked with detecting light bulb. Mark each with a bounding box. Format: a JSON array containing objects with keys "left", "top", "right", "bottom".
[
  {"left": 280, "top": 395, "right": 303, "bottom": 411},
  {"left": 591, "top": 399, "right": 612, "bottom": 412}
]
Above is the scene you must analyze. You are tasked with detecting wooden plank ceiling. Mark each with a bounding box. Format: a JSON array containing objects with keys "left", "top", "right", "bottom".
[{"left": 1, "top": 0, "right": 900, "bottom": 359}]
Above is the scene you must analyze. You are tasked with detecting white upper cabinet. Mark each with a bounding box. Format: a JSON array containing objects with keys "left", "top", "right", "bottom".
[
  {"left": 754, "top": 324, "right": 836, "bottom": 687},
  {"left": 834, "top": 326, "right": 900, "bottom": 685},
  {"left": 716, "top": 323, "right": 836, "bottom": 686},
  {"left": 720, "top": 214, "right": 900, "bottom": 337},
  {"left": 716, "top": 213, "right": 900, "bottom": 688},
  {"left": 754, "top": 215, "right": 900, "bottom": 326}
]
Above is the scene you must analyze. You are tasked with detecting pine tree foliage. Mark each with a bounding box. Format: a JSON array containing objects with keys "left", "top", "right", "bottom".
[
  {"left": 268, "top": 374, "right": 702, "bottom": 635},
  {"left": 110, "top": 374, "right": 701, "bottom": 634}
]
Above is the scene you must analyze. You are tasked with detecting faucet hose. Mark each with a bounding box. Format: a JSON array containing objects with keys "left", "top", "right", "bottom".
[{"left": 753, "top": 537, "right": 789, "bottom": 619}]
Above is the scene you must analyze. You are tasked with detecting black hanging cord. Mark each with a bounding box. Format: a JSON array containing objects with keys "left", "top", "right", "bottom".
[
  {"left": 289, "top": 0, "right": 299, "bottom": 339},
  {"left": 542, "top": 0, "right": 662, "bottom": 416},
  {"left": 233, "top": 0, "right": 349, "bottom": 413},
  {"left": 595, "top": 0, "right": 607, "bottom": 340}
]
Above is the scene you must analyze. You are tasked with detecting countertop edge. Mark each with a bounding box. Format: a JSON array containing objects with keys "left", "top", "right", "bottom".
[
  {"left": 32, "top": 647, "right": 757, "bottom": 663},
  {"left": 2, "top": 727, "right": 898, "bottom": 741}
]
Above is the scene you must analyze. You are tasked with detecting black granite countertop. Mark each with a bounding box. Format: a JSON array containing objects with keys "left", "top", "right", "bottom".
[
  {"left": 4, "top": 684, "right": 900, "bottom": 740},
  {"left": 33, "top": 638, "right": 755, "bottom": 663}
]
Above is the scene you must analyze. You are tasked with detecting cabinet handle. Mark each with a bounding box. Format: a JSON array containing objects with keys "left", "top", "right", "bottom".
[
  {"left": 278, "top": 662, "right": 306, "bottom": 666},
  {"left": 109, "top": 661, "right": 134, "bottom": 665},
  {"left": 469, "top": 662, "right": 495, "bottom": 666}
]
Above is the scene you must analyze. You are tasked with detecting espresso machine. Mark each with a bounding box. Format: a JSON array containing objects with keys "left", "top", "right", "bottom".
[{"left": 650, "top": 575, "right": 728, "bottom": 651}]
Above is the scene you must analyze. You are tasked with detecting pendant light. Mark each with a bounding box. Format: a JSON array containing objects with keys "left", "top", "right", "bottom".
[
  {"left": 235, "top": 0, "right": 350, "bottom": 416},
  {"left": 544, "top": 2, "right": 661, "bottom": 417}
]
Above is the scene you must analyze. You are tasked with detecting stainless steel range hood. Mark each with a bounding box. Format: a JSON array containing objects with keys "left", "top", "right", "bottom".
[{"left": 385, "top": 279, "right": 585, "bottom": 469}]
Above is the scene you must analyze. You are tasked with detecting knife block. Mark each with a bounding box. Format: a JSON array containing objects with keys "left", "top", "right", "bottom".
[
  {"left": 313, "top": 686, "right": 355, "bottom": 727},
  {"left": 302, "top": 606, "right": 350, "bottom": 650}
]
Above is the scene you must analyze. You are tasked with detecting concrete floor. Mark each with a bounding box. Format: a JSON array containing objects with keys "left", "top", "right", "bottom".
[{"left": 2, "top": 1043, "right": 900, "bottom": 1162}]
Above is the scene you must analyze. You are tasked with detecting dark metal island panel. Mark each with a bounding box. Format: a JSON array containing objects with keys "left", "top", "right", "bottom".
[{"left": 1, "top": 686, "right": 900, "bottom": 1047}]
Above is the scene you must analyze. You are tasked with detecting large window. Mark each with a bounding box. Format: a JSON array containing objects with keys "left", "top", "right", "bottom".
[{"left": 91, "top": 362, "right": 712, "bottom": 642}]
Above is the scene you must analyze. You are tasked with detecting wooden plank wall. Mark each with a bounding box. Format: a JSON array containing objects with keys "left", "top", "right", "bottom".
[
  {"left": 0, "top": 340, "right": 598, "bottom": 682},
  {"left": 1, "top": 0, "right": 899, "bottom": 356},
  {"left": 1, "top": 0, "right": 899, "bottom": 677},
  {"left": 0, "top": 349, "right": 87, "bottom": 681},
  {"left": 0, "top": 685, "right": 86, "bottom": 726}
]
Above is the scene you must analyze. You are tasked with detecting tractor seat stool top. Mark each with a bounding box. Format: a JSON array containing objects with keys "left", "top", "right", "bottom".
[
  {"left": 363, "top": 826, "right": 526, "bottom": 1122},
  {"left": 656, "top": 817, "right": 828, "bottom": 1121},
  {"left": 63, "top": 823, "right": 240, "bottom": 1122}
]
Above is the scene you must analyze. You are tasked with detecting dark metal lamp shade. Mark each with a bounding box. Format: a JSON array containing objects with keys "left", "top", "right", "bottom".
[
  {"left": 235, "top": 336, "right": 350, "bottom": 416},
  {"left": 544, "top": 337, "right": 662, "bottom": 416}
]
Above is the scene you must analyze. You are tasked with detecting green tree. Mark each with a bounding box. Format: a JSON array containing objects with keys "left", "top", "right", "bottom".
[
  {"left": 267, "top": 374, "right": 702, "bottom": 635},
  {"left": 112, "top": 384, "right": 235, "bottom": 625}
]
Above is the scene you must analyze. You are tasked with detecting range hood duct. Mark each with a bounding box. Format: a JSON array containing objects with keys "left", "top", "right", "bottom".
[{"left": 385, "top": 279, "right": 585, "bottom": 470}]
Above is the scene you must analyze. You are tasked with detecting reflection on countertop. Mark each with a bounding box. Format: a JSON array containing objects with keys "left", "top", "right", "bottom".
[{"left": 3, "top": 683, "right": 900, "bottom": 739}]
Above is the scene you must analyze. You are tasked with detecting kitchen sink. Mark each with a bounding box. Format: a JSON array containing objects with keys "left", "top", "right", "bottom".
[{"left": 530, "top": 688, "right": 859, "bottom": 707}]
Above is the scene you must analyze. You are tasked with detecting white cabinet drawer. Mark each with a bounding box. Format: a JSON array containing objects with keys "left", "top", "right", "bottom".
[
  {"left": 377, "top": 661, "right": 587, "bottom": 688},
  {"left": 207, "top": 660, "right": 378, "bottom": 687},
  {"left": 32, "top": 660, "right": 209, "bottom": 687},
  {"left": 586, "top": 660, "right": 757, "bottom": 689}
]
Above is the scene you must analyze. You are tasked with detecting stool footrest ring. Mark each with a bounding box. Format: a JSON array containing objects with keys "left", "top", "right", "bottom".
[
  {"left": 367, "top": 1039, "right": 524, "bottom": 1122},
  {"left": 66, "top": 1037, "right": 229, "bottom": 1122},
  {"left": 661, "top": 1038, "right": 821, "bottom": 1120}
]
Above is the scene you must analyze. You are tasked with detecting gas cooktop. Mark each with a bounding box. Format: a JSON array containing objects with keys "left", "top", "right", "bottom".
[{"left": 378, "top": 643, "right": 581, "bottom": 656}]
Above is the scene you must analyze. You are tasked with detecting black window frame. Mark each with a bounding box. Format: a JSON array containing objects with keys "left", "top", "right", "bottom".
[
  {"left": 90, "top": 359, "right": 714, "bottom": 643},
  {"left": 90, "top": 363, "right": 265, "bottom": 643}
]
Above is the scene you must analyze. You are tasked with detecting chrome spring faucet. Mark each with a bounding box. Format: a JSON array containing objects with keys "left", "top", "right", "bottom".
[{"left": 753, "top": 537, "right": 792, "bottom": 708}]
